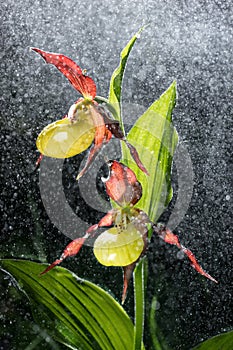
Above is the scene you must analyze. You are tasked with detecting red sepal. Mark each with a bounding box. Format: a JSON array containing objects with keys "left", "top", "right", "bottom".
[
  {"left": 31, "top": 48, "right": 96, "bottom": 99},
  {"left": 40, "top": 236, "right": 87, "bottom": 275},
  {"left": 40, "top": 211, "right": 115, "bottom": 275},
  {"left": 104, "top": 160, "right": 142, "bottom": 206},
  {"left": 181, "top": 246, "right": 218, "bottom": 283},
  {"left": 86, "top": 211, "right": 115, "bottom": 233},
  {"left": 40, "top": 259, "right": 63, "bottom": 275},
  {"left": 154, "top": 224, "right": 218, "bottom": 283},
  {"left": 97, "top": 210, "right": 115, "bottom": 227},
  {"left": 124, "top": 141, "right": 149, "bottom": 176}
]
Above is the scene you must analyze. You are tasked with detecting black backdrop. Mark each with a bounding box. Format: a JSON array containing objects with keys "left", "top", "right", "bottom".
[{"left": 1, "top": 0, "right": 232, "bottom": 349}]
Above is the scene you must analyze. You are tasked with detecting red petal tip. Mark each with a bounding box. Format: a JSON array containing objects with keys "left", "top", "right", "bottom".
[
  {"left": 201, "top": 272, "right": 218, "bottom": 284},
  {"left": 31, "top": 48, "right": 96, "bottom": 99},
  {"left": 40, "top": 259, "right": 62, "bottom": 275},
  {"left": 35, "top": 154, "right": 43, "bottom": 167},
  {"left": 182, "top": 247, "right": 218, "bottom": 283},
  {"left": 30, "top": 47, "right": 45, "bottom": 57}
]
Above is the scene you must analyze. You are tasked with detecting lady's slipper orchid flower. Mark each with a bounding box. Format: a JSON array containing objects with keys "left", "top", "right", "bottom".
[
  {"left": 40, "top": 160, "right": 217, "bottom": 303},
  {"left": 32, "top": 48, "right": 148, "bottom": 179}
]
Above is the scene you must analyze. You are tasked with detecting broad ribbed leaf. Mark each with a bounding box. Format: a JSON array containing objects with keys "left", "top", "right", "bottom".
[
  {"left": 192, "top": 330, "right": 233, "bottom": 350},
  {"left": 121, "top": 81, "right": 178, "bottom": 223},
  {"left": 108, "top": 26, "right": 145, "bottom": 128},
  {"left": 0, "top": 259, "right": 135, "bottom": 350}
]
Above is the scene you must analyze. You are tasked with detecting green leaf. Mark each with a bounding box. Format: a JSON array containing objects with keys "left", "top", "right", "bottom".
[
  {"left": 108, "top": 26, "right": 145, "bottom": 130},
  {"left": 0, "top": 259, "right": 136, "bottom": 350},
  {"left": 122, "top": 81, "right": 178, "bottom": 223},
  {"left": 192, "top": 330, "right": 233, "bottom": 350}
]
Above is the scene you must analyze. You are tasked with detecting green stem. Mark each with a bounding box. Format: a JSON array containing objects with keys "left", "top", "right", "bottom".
[
  {"left": 94, "top": 95, "right": 119, "bottom": 121},
  {"left": 133, "top": 257, "right": 147, "bottom": 350},
  {"left": 149, "top": 296, "right": 162, "bottom": 350},
  {"left": 24, "top": 337, "right": 43, "bottom": 350}
]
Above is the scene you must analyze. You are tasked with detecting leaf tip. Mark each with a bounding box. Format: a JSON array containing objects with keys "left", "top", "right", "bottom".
[
  {"left": 170, "top": 79, "right": 177, "bottom": 91},
  {"left": 141, "top": 23, "right": 150, "bottom": 31}
]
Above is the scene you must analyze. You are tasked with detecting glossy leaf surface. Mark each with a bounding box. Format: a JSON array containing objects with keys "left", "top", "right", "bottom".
[
  {"left": 121, "top": 81, "right": 178, "bottom": 223},
  {"left": 0, "top": 259, "right": 136, "bottom": 350},
  {"left": 108, "top": 27, "right": 144, "bottom": 127},
  {"left": 192, "top": 330, "right": 233, "bottom": 350}
]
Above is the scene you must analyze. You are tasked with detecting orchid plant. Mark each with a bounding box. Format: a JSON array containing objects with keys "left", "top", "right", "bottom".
[
  {"left": 32, "top": 47, "right": 148, "bottom": 179},
  {"left": 40, "top": 159, "right": 217, "bottom": 304},
  {"left": 0, "top": 28, "right": 221, "bottom": 350}
]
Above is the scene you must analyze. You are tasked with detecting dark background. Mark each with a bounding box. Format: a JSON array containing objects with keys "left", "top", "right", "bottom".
[{"left": 1, "top": 0, "right": 232, "bottom": 349}]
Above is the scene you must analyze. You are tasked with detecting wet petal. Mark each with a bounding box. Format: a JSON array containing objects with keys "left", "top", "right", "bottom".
[
  {"left": 40, "top": 236, "right": 88, "bottom": 275},
  {"left": 122, "top": 263, "right": 136, "bottom": 304},
  {"left": 154, "top": 224, "right": 218, "bottom": 283},
  {"left": 36, "top": 118, "right": 95, "bottom": 158},
  {"left": 93, "top": 224, "right": 144, "bottom": 267},
  {"left": 76, "top": 106, "right": 111, "bottom": 180},
  {"left": 40, "top": 259, "right": 64, "bottom": 275},
  {"left": 124, "top": 140, "right": 149, "bottom": 176},
  {"left": 103, "top": 160, "right": 142, "bottom": 206},
  {"left": 181, "top": 246, "right": 218, "bottom": 283},
  {"left": 40, "top": 211, "right": 115, "bottom": 275},
  {"left": 86, "top": 210, "right": 115, "bottom": 234},
  {"left": 76, "top": 126, "right": 107, "bottom": 180},
  {"left": 97, "top": 210, "right": 116, "bottom": 228},
  {"left": 31, "top": 48, "right": 96, "bottom": 99}
]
